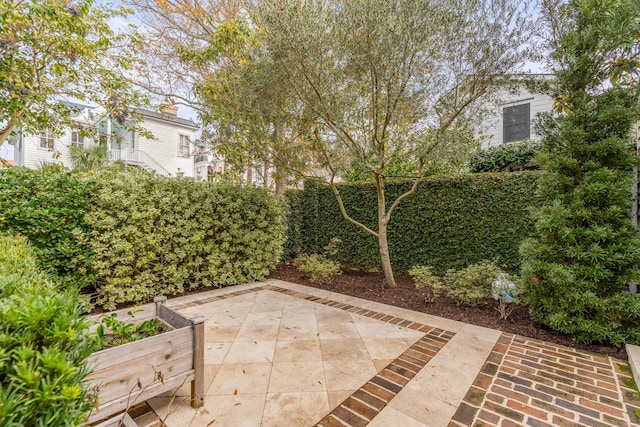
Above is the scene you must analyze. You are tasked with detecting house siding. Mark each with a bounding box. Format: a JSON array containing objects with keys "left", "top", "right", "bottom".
[
  {"left": 477, "top": 86, "right": 554, "bottom": 149},
  {"left": 14, "top": 108, "right": 199, "bottom": 177}
]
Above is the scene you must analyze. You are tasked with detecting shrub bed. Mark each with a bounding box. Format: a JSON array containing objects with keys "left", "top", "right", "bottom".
[
  {"left": 0, "top": 235, "right": 94, "bottom": 425},
  {"left": 285, "top": 172, "right": 541, "bottom": 274}
]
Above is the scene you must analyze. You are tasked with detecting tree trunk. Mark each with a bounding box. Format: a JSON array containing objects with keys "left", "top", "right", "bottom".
[
  {"left": 378, "top": 218, "right": 396, "bottom": 288},
  {"left": 0, "top": 113, "right": 22, "bottom": 146},
  {"left": 376, "top": 175, "right": 396, "bottom": 288}
]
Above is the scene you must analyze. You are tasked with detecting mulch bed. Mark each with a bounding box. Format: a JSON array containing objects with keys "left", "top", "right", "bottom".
[{"left": 268, "top": 262, "right": 627, "bottom": 359}]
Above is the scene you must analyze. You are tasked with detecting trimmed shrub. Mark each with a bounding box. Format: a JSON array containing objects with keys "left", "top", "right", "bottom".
[
  {"left": 443, "top": 260, "right": 503, "bottom": 306},
  {"left": 294, "top": 238, "right": 342, "bottom": 284},
  {"left": 409, "top": 265, "right": 444, "bottom": 302},
  {"left": 469, "top": 141, "right": 541, "bottom": 173},
  {"left": 520, "top": 0, "right": 640, "bottom": 346},
  {"left": 285, "top": 172, "right": 540, "bottom": 274},
  {"left": 0, "top": 235, "right": 94, "bottom": 425},
  {"left": 85, "top": 169, "right": 287, "bottom": 309},
  {"left": 0, "top": 167, "right": 95, "bottom": 288}
]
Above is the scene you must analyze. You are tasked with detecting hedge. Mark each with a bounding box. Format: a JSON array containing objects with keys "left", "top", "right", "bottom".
[
  {"left": 286, "top": 172, "right": 541, "bottom": 274},
  {"left": 0, "top": 167, "right": 96, "bottom": 288},
  {"left": 86, "top": 168, "right": 287, "bottom": 309},
  {"left": 0, "top": 235, "right": 94, "bottom": 425}
]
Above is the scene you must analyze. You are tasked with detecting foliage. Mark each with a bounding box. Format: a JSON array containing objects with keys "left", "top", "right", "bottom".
[
  {"left": 443, "top": 261, "right": 503, "bottom": 306},
  {"left": 294, "top": 255, "right": 342, "bottom": 285},
  {"left": 294, "top": 238, "right": 342, "bottom": 285},
  {"left": 520, "top": 0, "right": 640, "bottom": 345},
  {"left": 0, "top": 167, "right": 96, "bottom": 288},
  {"left": 469, "top": 141, "right": 541, "bottom": 173},
  {"left": 286, "top": 172, "right": 540, "bottom": 274},
  {"left": 254, "top": 0, "right": 536, "bottom": 287},
  {"left": 94, "top": 307, "right": 169, "bottom": 350},
  {"left": 409, "top": 265, "right": 444, "bottom": 302},
  {"left": 0, "top": 235, "right": 94, "bottom": 425},
  {"left": 69, "top": 144, "right": 111, "bottom": 172},
  {"left": 85, "top": 168, "right": 287, "bottom": 309},
  {"left": 0, "top": 0, "right": 148, "bottom": 146}
]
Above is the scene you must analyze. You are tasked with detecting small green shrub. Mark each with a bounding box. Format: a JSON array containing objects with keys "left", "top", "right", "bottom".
[
  {"left": 295, "top": 254, "right": 342, "bottom": 284},
  {"left": 294, "top": 238, "right": 342, "bottom": 284},
  {"left": 409, "top": 265, "right": 444, "bottom": 302},
  {"left": 0, "top": 235, "right": 94, "bottom": 425},
  {"left": 443, "top": 261, "right": 503, "bottom": 306},
  {"left": 0, "top": 167, "right": 96, "bottom": 288},
  {"left": 469, "top": 141, "right": 541, "bottom": 173}
]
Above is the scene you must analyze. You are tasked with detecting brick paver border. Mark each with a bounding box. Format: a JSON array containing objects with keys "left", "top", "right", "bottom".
[{"left": 450, "top": 333, "right": 640, "bottom": 427}]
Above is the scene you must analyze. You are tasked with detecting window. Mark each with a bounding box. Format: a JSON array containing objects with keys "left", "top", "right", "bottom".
[
  {"left": 39, "top": 129, "right": 55, "bottom": 149},
  {"left": 178, "top": 134, "right": 191, "bottom": 157},
  {"left": 71, "top": 130, "right": 84, "bottom": 149},
  {"left": 503, "top": 103, "right": 530, "bottom": 143}
]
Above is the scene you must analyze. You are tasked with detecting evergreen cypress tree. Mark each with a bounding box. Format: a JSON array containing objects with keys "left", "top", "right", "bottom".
[{"left": 520, "top": 0, "right": 640, "bottom": 346}]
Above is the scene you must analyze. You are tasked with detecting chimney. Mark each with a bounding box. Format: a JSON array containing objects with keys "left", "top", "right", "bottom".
[{"left": 160, "top": 103, "right": 178, "bottom": 116}]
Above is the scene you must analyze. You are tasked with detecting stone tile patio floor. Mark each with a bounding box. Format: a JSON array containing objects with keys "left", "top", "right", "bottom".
[{"left": 139, "top": 279, "right": 640, "bottom": 427}]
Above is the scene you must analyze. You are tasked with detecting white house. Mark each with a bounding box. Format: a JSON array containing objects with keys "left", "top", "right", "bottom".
[
  {"left": 476, "top": 75, "right": 555, "bottom": 149},
  {"left": 11, "top": 102, "right": 207, "bottom": 179}
]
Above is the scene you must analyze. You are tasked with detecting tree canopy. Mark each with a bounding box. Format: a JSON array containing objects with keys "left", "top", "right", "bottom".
[{"left": 0, "top": 0, "right": 147, "bottom": 146}]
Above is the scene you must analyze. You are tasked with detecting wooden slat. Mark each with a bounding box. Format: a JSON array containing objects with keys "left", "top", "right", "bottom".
[
  {"left": 158, "top": 304, "right": 191, "bottom": 329},
  {"left": 87, "top": 371, "right": 194, "bottom": 423},
  {"left": 89, "top": 354, "right": 193, "bottom": 405},
  {"left": 88, "top": 342, "right": 192, "bottom": 389},
  {"left": 92, "top": 412, "right": 138, "bottom": 427},
  {"left": 88, "top": 328, "right": 192, "bottom": 371}
]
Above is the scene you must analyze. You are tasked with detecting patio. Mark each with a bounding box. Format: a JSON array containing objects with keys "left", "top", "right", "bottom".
[{"left": 133, "top": 280, "right": 640, "bottom": 427}]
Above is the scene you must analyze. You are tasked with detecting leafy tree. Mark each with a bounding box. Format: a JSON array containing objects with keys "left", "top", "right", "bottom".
[
  {"left": 520, "top": 0, "right": 640, "bottom": 345},
  {"left": 0, "top": 0, "right": 148, "bottom": 146},
  {"left": 256, "top": 0, "right": 536, "bottom": 287}
]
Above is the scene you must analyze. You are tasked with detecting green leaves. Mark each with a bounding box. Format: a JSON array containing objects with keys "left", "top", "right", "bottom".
[
  {"left": 0, "top": 0, "right": 148, "bottom": 145},
  {"left": 0, "top": 167, "right": 96, "bottom": 289},
  {"left": 521, "top": 0, "right": 640, "bottom": 346},
  {"left": 286, "top": 173, "right": 540, "bottom": 274},
  {"left": 86, "top": 168, "right": 287, "bottom": 309},
  {"left": 0, "top": 236, "right": 93, "bottom": 426}
]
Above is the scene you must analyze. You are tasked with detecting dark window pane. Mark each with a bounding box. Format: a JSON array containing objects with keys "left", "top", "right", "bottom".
[{"left": 503, "top": 103, "right": 530, "bottom": 143}]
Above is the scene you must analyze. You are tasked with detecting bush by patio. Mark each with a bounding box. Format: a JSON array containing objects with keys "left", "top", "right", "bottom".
[
  {"left": 0, "top": 167, "right": 96, "bottom": 288},
  {"left": 285, "top": 172, "right": 540, "bottom": 274},
  {"left": 0, "top": 235, "right": 94, "bottom": 425},
  {"left": 86, "top": 168, "right": 287, "bottom": 309}
]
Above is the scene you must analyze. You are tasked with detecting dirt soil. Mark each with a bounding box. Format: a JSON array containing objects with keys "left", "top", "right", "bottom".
[{"left": 268, "top": 262, "right": 627, "bottom": 359}]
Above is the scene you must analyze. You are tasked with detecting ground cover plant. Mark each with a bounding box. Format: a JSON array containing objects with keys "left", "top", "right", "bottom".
[{"left": 0, "top": 235, "right": 94, "bottom": 425}]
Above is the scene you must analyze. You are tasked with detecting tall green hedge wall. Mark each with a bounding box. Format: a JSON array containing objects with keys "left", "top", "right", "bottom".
[
  {"left": 0, "top": 167, "right": 287, "bottom": 309},
  {"left": 86, "top": 168, "right": 287, "bottom": 309},
  {"left": 286, "top": 172, "right": 541, "bottom": 274},
  {"left": 0, "top": 167, "right": 96, "bottom": 288}
]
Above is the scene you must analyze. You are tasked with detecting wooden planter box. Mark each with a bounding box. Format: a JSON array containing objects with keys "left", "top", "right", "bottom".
[{"left": 86, "top": 297, "right": 205, "bottom": 424}]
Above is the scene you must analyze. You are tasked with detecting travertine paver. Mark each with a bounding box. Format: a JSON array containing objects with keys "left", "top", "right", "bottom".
[{"left": 138, "top": 280, "right": 640, "bottom": 427}]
